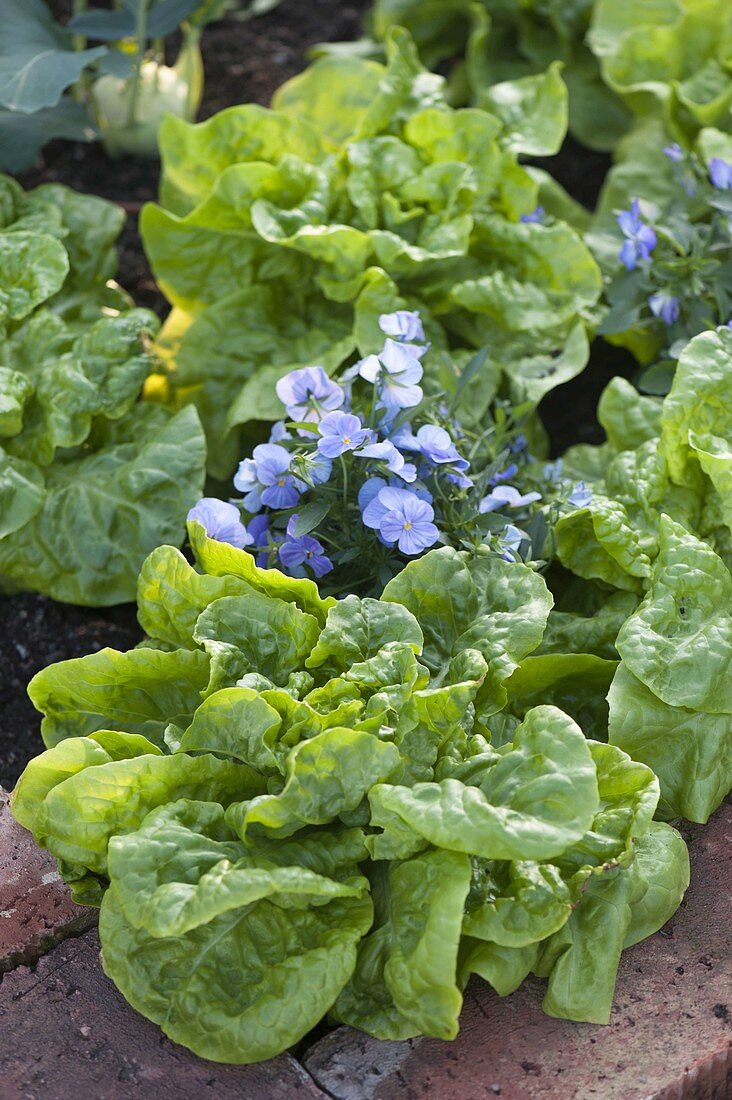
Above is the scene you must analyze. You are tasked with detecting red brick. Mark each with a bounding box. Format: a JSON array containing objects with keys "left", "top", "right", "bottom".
[
  {"left": 0, "top": 786, "right": 96, "bottom": 974},
  {"left": 304, "top": 804, "right": 732, "bottom": 1100},
  {"left": 0, "top": 929, "right": 328, "bottom": 1099}
]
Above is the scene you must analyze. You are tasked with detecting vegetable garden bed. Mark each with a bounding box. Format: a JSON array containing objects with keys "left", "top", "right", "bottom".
[
  {"left": 1, "top": 0, "right": 731, "bottom": 1093},
  {"left": 1, "top": 785, "right": 729, "bottom": 1098}
]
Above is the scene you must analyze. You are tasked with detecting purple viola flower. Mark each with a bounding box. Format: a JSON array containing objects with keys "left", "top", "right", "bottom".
[
  {"left": 250, "top": 443, "right": 306, "bottom": 509},
  {"left": 709, "top": 158, "right": 732, "bottom": 190},
  {"left": 279, "top": 516, "right": 333, "bottom": 578},
  {"left": 479, "top": 485, "right": 541, "bottom": 513},
  {"left": 355, "top": 439, "right": 417, "bottom": 483},
  {"left": 248, "top": 513, "right": 271, "bottom": 568},
  {"left": 269, "top": 420, "right": 292, "bottom": 444},
  {"left": 317, "top": 412, "right": 372, "bottom": 458},
  {"left": 187, "top": 498, "right": 253, "bottom": 549},
  {"left": 359, "top": 340, "right": 424, "bottom": 414},
  {"left": 393, "top": 423, "right": 472, "bottom": 486},
  {"left": 359, "top": 478, "right": 433, "bottom": 529},
  {"left": 379, "top": 310, "right": 425, "bottom": 344},
  {"left": 500, "top": 524, "right": 524, "bottom": 561},
  {"left": 568, "top": 481, "right": 592, "bottom": 509},
  {"left": 305, "top": 453, "right": 333, "bottom": 486},
  {"left": 510, "top": 433, "right": 527, "bottom": 455},
  {"left": 233, "top": 457, "right": 263, "bottom": 513},
  {"left": 410, "top": 425, "right": 460, "bottom": 464},
  {"left": 617, "top": 199, "right": 657, "bottom": 270},
  {"left": 544, "top": 458, "right": 563, "bottom": 482},
  {"left": 520, "top": 205, "right": 545, "bottom": 224},
  {"left": 275, "top": 366, "right": 345, "bottom": 423},
  {"left": 362, "top": 487, "right": 439, "bottom": 555},
  {"left": 489, "top": 463, "right": 518, "bottom": 486},
  {"left": 663, "top": 143, "right": 684, "bottom": 163},
  {"left": 648, "top": 292, "right": 680, "bottom": 326}
]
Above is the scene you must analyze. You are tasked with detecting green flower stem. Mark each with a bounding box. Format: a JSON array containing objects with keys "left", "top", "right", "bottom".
[{"left": 126, "top": 0, "right": 151, "bottom": 129}]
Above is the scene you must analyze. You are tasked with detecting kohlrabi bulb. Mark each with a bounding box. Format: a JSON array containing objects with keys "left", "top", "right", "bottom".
[{"left": 91, "top": 40, "right": 202, "bottom": 158}]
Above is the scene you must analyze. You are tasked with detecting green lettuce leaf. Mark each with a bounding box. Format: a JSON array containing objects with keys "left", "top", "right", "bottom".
[
  {"left": 608, "top": 665, "right": 732, "bottom": 823},
  {"left": 537, "top": 822, "right": 689, "bottom": 1023},
  {"left": 369, "top": 706, "right": 598, "bottom": 861},
  {"left": 334, "top": 849, "right": 471, "bottom": 1040},
  {"left": 661, "top": 327, "right": 732, "bottom": 533},
  {"left": 98, "top": 814, "right": 372, "bottom": 1060},
  {"left": 382, "top": 546, "right": 552, "bottom": 712},
  {"left": 615, "top": 515, "right": 732, "bottom": 714}
]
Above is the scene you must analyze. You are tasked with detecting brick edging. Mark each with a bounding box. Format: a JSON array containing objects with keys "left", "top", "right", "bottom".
[{"left": 0, "top": 786, "right": 96, "bottom": 975}]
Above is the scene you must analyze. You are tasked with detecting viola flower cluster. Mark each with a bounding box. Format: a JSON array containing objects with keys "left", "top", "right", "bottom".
[
  {"left": 188, "top": 311, "right": 586, "bottom": 594},
  {"left": 600, "top": 146, "right": 732, "bottom": 392}
]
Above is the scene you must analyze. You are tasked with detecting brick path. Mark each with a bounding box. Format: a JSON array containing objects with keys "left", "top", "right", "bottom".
[{"left": 1, "top": 784, "right": 729, "bottom": 1099}]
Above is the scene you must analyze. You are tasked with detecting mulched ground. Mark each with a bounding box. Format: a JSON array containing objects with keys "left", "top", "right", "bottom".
[{"left": 2, "top": 0, "right": 629, "bottom": 786}]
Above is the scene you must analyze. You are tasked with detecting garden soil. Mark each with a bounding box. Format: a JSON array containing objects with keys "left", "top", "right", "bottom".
[{"left": 3, "top": 0, "right": 632, "bottom": 785}]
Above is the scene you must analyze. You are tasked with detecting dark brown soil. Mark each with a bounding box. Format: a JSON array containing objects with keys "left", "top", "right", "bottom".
[
  {"left": 4, "top": 0, "right": 615, "bottom": 787},
  {"left": 0, "top": 597, "right": 142, "bottom": 788}
]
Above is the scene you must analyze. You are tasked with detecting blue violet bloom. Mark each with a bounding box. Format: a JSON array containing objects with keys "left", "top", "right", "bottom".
[
  {"left": 617, "top": 199, "right": 657, "bottom": 270},
  {"left": 709, "top": 158, "right": 732, "bottom": 190},
  {"left": 568, "top": 481, "right": 592, "bottom": 509},
  {"left": 378, "top": 310, "right": 425, "bottom": 344},
  {"left": 317, "top": 412, "right": 372, "bottom": 458},
  {"left": 500, "top": 524, "right": 524, "bottom": 561},
  {"left": 362, "top": 486, "right": 439, "bottom": 555},
  {"left": 648, "top": 292, "right": 680, "bottom": 326},
  {"left": 188, "top": 498, "right": 253, "bottom": 549},
  {"left": 520, "top": 205, "right": 545, "bottom": 224},
  {"left": 479, "top": 485, "right": 542, "bottom": 513},
  {"left": 279, "top": 516, "right": 333, "bottom": 578},
  {"left": 275, "top": 366, "right": 345, "bottom": 425}
]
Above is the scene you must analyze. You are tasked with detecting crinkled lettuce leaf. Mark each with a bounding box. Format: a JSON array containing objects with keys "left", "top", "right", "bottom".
[
  {"left": 0, "top": 176, "right": 206, "bottom": 603},
  {"left": 12, "top": 540, "right": 691, "bottom": 1061},
  {"left": 141, "top": 29, "right": 600, "bottom": 475}
]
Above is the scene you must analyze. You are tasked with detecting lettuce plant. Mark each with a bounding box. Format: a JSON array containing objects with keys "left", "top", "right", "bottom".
[
  {"left": 141, "top": 28, "right": 601, "bottom": 478},
  {"left": 552, "top": 324, "right": 732, "bottom": 821},
  {"left": 344, "top": 0, "right": 631, "bottom": 151},
  {"left": 588, "top": 0, "right": 732, "bottom": 145},
  {"left": 0, "top": 174, "right": 206, "bottom": 604},
  {"left": 12, "top": 522, "right": 689, "bottom": 1061},
  {"left": 326, "top": 1, "right": 732, "bottom": 154},
  {"left": 588, "top": 130, "right": 732, "bottom": 390}
]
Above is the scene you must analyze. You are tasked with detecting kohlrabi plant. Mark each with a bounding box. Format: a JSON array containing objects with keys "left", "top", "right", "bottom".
[
  {"left": 12, "top": 521, "right": 691, "bottom": 1062},
  {"left": 187, "top": 310, "right": 591, "bottom": 595},
  {"left": 141, "top": 29, "right": 602, "bottom": 480},
  {"left": 0, "top": 173, "right": 206, "bottom": 603},
  {"left": 589, "top": 133, "right": 732, "bottom": 392},
  {"left": 0, "top": 0, "right": 281, "bottom": 169}
]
